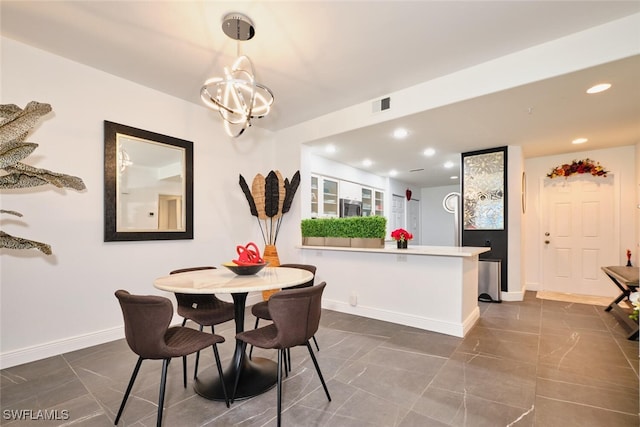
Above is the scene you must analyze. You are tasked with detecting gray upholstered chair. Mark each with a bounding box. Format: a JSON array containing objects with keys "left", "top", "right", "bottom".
[
  {"left": 170, "top": 266, "right": 235, "bottom": 379},
  {"left": 114, "top": 290, "right": 228, "bottom": 427},
  {"left": 232, "top": 283, "right": 331, "bottom": 427},
  {"left": 249, "top": 264, "right": 319, "bottom": 367}
]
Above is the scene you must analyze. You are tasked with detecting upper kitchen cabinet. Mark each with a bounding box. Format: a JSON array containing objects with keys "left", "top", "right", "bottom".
[
  {"left": 311, "top": 174, "right": 339, "bottom": 217},
  {"left": 374, "top": 190, "right": 384, "bottom": 216},
  {"left": 362, "top": 188, "right": 372, "bottom": 216},
  {"left": 362, "top": 188, "right": 385, "bottom": 217}
]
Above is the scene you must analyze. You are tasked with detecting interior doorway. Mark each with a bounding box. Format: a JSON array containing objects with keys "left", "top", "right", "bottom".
[
  {"left": 541, "top": 175, "right": 619, "bottom": 297},
  {"left": 158, "top": 194, "right": 183, "bottom": 230},
  {"left": 391, "top": 194, "right": 406, "bottom": 233},
  {"left": 407, "top": 198, "right": 420, "bottom": 245}
]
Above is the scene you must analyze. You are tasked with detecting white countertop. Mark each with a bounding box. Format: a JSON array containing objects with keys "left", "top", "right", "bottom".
[{"left": 299, "top": 244, "right": 491, "bottom": 257}]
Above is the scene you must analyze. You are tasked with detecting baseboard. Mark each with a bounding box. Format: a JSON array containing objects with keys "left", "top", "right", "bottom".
[
  {"left": 501, "top": 290, "right": 526, "bottom": 301},
  {"left": 1, "top": 294, "right": 264, "bottom": 370},
  {"left": 0, "top": 326, "right": 124, "bottom": 370},
  {"left": 322, "top": 299, "right": 475, "bottom": 338}
]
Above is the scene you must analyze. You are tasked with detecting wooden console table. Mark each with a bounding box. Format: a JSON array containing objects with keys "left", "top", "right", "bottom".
[{"left": 602, "top": 266, "right": 638, "bottom": 340}]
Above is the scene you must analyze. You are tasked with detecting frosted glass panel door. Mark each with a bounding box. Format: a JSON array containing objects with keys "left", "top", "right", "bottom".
[
  {"left": 463, "top": 151, "right": 504, "bottom": 230},
  {"left": 461, "top": 146, "right": 508, "bottom": 291}
]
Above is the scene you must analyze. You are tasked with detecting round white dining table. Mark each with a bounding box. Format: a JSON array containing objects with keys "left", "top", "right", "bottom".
[{"left": 153, "top": 266, "right": 314, "bottom": 401}]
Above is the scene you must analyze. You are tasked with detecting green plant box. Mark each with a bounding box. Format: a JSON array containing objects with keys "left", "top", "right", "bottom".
[
  {"left": 301, "top": 216, "right": 387, "bottom": 248},
  {"left": 351, "top": 238, "right": 384, "bottom": 248},
  {"left": 302, "top": 237, "right": 325, "bottom": 246},
  {"left": 325, "top": 237, "right": 351, "bottom": 247}
]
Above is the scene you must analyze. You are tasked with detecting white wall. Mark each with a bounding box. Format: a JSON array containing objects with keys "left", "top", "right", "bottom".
[
  {"left": 420, "top": 185, "right": 459, "bottom": 245},
  {"left": 0, "top": 38, "right": 288, "bottom": 368},
  {"left": 506, "top": 146, "right": 525, "bottom": 299},
  {"left": 523, "top": 145, "right": 637, "bottom": 291}
]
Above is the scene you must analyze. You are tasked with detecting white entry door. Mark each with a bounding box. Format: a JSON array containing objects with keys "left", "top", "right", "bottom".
[{"left": 541, "top": 175, "right": 618, "bottom": 297}]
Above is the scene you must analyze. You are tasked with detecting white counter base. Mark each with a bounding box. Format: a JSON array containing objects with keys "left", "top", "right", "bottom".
[{"left": 300, "top": 244, "right": 490, "bottom": 337}]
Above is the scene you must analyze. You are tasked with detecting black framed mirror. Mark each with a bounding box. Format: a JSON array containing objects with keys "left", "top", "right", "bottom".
[{"left": 104, "top": 121, "right": 193, "bottom": 241}]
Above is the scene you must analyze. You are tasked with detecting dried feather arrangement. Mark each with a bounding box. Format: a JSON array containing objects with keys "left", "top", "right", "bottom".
[
  {"left": 239, "top": 170, "right": 300, "bottom": 245},
  {"left": 0, "top": 101, "right": 86, "bottom": 255}
]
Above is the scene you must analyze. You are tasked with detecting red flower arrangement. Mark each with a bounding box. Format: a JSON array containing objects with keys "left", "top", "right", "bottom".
[
  {"left": 391, "top": 228, "right": 413, "bottom": 241},
  {"left": 547, "top": 158, "right": 609, "bottom": 179}
]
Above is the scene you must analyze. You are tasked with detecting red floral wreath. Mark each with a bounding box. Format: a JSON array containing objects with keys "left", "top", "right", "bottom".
[{"left": 547, "top": 158, "right": 608, "bottom": 179}]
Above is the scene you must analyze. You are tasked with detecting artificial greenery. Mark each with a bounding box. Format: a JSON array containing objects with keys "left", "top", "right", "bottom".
[
  {"left": 301, "top": 216, "right": 386, "bottom": 239},
  {"left": 1, "top": 101, "right": 86, "bottom": 254},
  {"left": 300, "top": 217, "right": 329, "bottom": 238}
]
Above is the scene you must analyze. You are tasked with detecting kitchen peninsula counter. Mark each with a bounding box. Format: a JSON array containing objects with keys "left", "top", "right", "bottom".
[
  {"left": 299, "top": 244, "right": 491, "bottom": 337},
  {"left": 299, "top": 244, "right": 489, "bottom": 257}
]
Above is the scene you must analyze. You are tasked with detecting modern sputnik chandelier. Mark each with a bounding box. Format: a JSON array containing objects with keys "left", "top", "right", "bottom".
[{"left": 200, "top": 13, "right": 274, "bottom": 138}]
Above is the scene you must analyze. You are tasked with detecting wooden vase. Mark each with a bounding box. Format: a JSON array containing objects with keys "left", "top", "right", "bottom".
[{"left": 262, "top": 244, "right": 281, "bottom": 300}]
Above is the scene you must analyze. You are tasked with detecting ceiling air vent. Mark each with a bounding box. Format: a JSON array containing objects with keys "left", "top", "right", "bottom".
[{"left": 372, "top": 97, "right": 391, "bottom": 113}]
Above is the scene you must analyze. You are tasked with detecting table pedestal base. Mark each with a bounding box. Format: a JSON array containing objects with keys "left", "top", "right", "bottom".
[{"left": 194, "top": 356, "right": 277, "bottom": 401}]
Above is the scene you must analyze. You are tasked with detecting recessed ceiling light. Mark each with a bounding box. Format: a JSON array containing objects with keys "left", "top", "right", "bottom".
[
  {"left": 572, "top": 138, "right": 588, "bottom": 144},
  {"left": 423, "top": 148, "right": 435, "bottom": 157},
  {"left": 450, "top": 175, "right": 459, "bottom": 180},
  {"left": 325, "top": 144, "right": 336, "bottom": 153},
  {"left": 389, "top": 169, "right": 398, "bottom": 177},
  {"left": 362, "top": 159, "right": 372, "bottom": 167},
  {"left": 393, "top": 128, "right": 408, "bottom": 139},
  {"left": 586, "top": 83, "right": 611, "bottom": 94},
  {"left": 444, "top": 161, "right": 455, "bottom": 169}
]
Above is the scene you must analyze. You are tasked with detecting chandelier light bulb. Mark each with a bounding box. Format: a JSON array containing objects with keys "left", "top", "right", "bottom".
[{"left": 586, "top": 83, "right": 611, "bottom": 94}]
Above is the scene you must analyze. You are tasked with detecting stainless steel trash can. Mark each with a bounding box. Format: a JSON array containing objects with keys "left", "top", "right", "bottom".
[{"left": 478, "top": 259, "right": 501, "bottom": 303}]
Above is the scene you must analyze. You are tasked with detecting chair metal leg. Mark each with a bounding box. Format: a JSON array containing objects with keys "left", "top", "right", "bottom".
[
  {"left": 312, "top": 335, "right": 320, "bottom": 351},
  {"left": 277, "top": 348, "right": 283, "bottom": 427},
  {"left": 212, "top": 344, "right": 229, "bottom": 408},
  {"left": 283, "top": 349, "right": 289, "bottom": 377},
  {"left": 287, "top": 348, "right": 292, "bottom": 373},
  {"left": 231, "top": 341, "right": 248, "bottom": 404},
  {"left": 249, "top": 317, "right": 260, "bottom": 359},
  {"left": 306, "top": 342, "right": 331, "bottom": 402},
  {"left": 115, "top": 357, "right": 143, "bottom": 425},
  {"left": 193, "top": 324, "right": 204, "bottom": 379},
  {"left": 181, "top": 318, "right": 187, "bottom": 327},
  {"left": 157, "top": 359, "right": 170, "bottom": 427},
  {"left": 182, "top": 355, "right": 187, "bottom": 388}
]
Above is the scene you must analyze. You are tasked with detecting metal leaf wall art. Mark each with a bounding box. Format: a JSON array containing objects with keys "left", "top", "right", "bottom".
[{"left": 0, "top": 101, "right": 86, "bottom": 255}]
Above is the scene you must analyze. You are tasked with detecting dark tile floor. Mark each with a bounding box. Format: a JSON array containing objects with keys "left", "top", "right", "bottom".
[{"left": 1, "top": 292, "right": 638, "bottom": 426}]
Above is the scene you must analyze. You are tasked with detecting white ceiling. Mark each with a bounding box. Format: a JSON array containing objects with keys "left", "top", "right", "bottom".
[{"left": 2, "top": 1, "right": 639, "bottom": 187}]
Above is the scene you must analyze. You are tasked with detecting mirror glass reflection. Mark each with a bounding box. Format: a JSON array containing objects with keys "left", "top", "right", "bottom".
[{"left": 117, "top": 136, "right": 185, "bottom": 231}]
